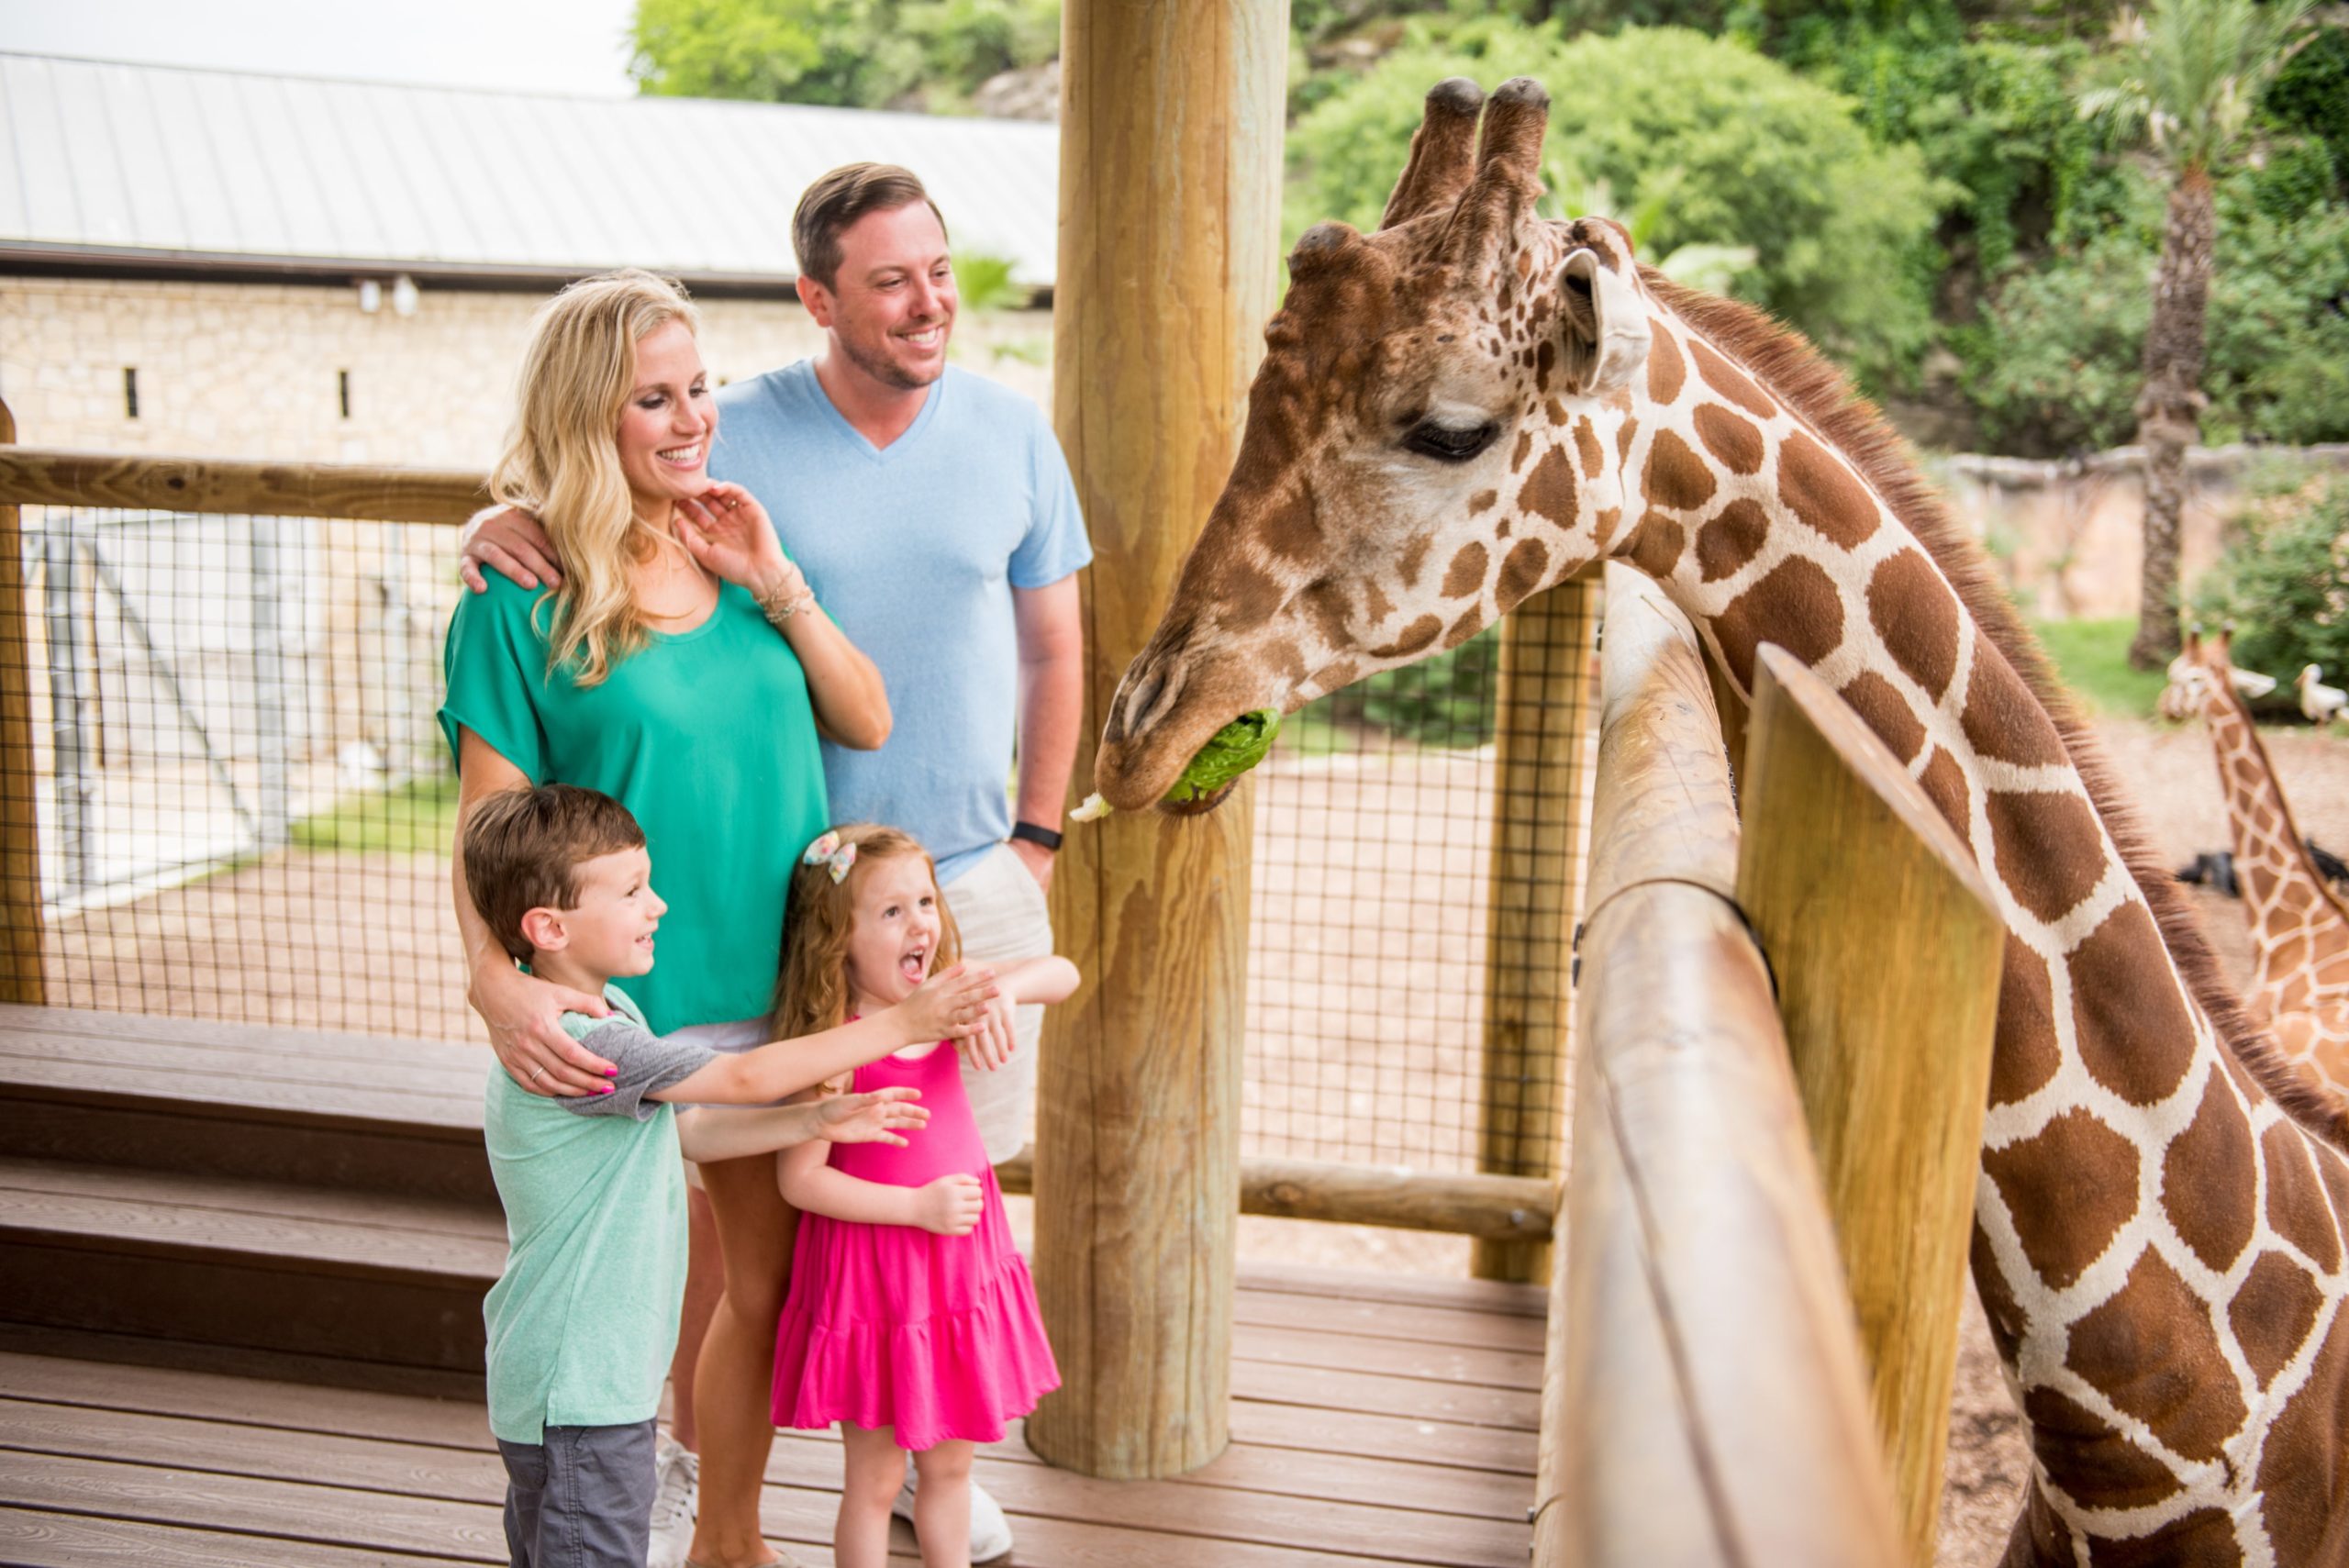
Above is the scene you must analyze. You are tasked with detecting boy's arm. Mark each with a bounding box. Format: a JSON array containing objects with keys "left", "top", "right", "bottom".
[
  {"left": 677, "top": 1103, "right": 829, "bottom": 1164},
  {"left": 674, "top": 1086, "right": 927, "bottom": 1163},
  {"left": 651, "top": 963, "right": 996, "bottom": 1107}
]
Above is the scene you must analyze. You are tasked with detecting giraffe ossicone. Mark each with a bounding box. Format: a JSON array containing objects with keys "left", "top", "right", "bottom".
[{"left": 1097, "top": 74, "right": 2349, "bottom": 1565}]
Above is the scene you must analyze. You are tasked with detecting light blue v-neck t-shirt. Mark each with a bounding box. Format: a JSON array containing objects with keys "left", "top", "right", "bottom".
[{"left": 710, "top": 361, "right": 1091, "bottom": 886}]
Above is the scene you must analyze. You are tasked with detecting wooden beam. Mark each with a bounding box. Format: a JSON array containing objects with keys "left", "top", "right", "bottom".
[
  {"left": 1535, "top": 568, "right": 1901, "bottom": 1568},
  {"left": 1736, "top": 645, "right": 2005, "bottom": 1563},
  {"left": 0, "top": 404, "right": 43, "bottom": 1003},
  {"left": 1030, "top": 0, "right": 1289, "bottom": 1480},
  {"left": 0, "top": 449, "right": 485, "bottom": 526},
  {"left": 1473, "top": 576, "right": 1598, "bottom": 1283},
  {"left": 996, "top": 1149, "right": 1553, "bottom": 1242}
]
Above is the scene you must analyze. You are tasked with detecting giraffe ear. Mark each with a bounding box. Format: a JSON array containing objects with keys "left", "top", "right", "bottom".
[{"left": 1556, "top": 248, "right": 1650, "bottom": 398}]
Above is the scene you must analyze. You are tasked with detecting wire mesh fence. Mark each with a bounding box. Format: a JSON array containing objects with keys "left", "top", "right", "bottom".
[{"left": 3, "top": 487, "right": 1594, "bottom": 1176}]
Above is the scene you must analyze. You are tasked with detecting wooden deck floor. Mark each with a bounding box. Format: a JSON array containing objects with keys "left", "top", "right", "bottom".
[{"left": 0, "top": 1262, "right": 1542, "bottom": 1567}]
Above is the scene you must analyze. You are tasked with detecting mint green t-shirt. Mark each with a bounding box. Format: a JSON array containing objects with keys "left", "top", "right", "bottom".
[
  {"left": 481, "top": 984, "right": 717, "bottom": 1443},
  {"left": 440, "top": 573, "right": 829, "bottom": 1033}
]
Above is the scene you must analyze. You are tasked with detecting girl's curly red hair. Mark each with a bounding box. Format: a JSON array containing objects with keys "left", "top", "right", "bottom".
[{"left": 772, "top": 824, "right": 963, "bottom": 1051}]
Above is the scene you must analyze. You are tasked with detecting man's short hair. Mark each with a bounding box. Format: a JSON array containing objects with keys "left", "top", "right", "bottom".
[
  {"left": 462, "top": 784, "right": 646, "bottom": 963},
  {"left": 792, "top": 162, "right": 950, "bottom": 292}
]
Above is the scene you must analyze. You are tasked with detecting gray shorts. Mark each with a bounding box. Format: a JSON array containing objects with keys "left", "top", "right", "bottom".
[{"left": 496, "top": 1418, "right": 657, "bottom": 1568}]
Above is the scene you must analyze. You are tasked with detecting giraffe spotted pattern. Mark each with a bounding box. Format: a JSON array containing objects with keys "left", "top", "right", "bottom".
[{"left": 1094, "top": 74, "right": 2349, "bottom": 1562}]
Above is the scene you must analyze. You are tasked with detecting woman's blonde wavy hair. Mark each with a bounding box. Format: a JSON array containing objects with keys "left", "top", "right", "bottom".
[
  {"left": 490, "top": 269, "right": 702, "bottom": 687},
  {"left": 774, "top": 826, "right": 963, "bottom": 1072}
]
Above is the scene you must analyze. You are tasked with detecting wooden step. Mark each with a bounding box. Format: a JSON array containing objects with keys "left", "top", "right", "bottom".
[
  {"left": 0, "top": 1005, "right": 495, "bottom": 1203},
  {"left": 0, "top": 1155, "right": 500, "bottom": 1385}
]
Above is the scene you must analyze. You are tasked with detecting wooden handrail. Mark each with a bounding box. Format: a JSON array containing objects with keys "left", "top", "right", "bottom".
[
  {"left": 996, "top": 1148, "right": 1554, "bottom": 1241},
  {"left": 1534, "top": 567, "right": 1902, "bottom": 1568},
  {"left": 0, "top": 447, "right": 487, "bottom": 526}
]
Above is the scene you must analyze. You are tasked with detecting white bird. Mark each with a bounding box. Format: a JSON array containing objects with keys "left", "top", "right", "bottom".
[{"left": 2297, "top": 664, "right": 2347, "bottom": 727}]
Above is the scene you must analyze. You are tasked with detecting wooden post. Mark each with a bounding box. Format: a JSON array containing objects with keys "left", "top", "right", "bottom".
[
  {"left": 0, "top": 401, "right": 44, "bottom": 1003},
  {"left": 1473, "top": 575, "right": 1598, "bottom": 1282},
  {"left": 1736, "top": 645, "right": 2005, "bottom": 1564},
  {"left": 1029, "top": 0, "right": 1288, "bottom": 1479}
]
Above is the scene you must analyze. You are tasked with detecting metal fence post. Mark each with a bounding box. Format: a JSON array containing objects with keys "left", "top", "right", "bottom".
[
  {"left": 41, "top": 515, "right": 94, "bottom": 901},
  {"left": 248, "top": 515, "right": 291, "bottom": 851}
]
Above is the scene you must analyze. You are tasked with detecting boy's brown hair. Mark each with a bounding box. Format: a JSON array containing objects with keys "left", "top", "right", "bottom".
[
  {"left": 791, "top": 162, "right": 949, "bottom": 291},
  {"left": 462, "top": 784, "right": 646, "bottom": 962}
]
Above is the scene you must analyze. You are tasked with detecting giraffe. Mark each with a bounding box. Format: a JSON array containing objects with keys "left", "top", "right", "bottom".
[
  {"left": 2163, "top": 628, "right": 2349, "bottom": 1097},
  {"left": 1091, "top": 76, "right": 2349, "bottom": 1566}
]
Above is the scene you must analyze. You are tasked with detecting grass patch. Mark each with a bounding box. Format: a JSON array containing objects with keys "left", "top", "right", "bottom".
[
  {"left": 291, "top": 771, "right": 460, "bottom": 854},
  {"left": 2029, "top": 617, "right": 2168, "bottom": 719}
]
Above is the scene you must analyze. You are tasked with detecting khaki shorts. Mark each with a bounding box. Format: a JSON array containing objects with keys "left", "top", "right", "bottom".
[{"left": 944, "top": 841, "right": 1056, "bottom": 1165}]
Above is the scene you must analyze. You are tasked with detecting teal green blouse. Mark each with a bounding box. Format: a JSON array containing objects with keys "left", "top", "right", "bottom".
[{"left": 440, "top": 576, "right": 829, "bottom": 1033}]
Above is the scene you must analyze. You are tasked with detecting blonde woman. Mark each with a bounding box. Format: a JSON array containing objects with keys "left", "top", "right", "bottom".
[{"left": 442, "top": 270, "right": 888, "bottom": 1568}]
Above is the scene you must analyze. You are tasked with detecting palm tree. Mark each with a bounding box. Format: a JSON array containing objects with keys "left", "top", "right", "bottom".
[{"left": 2082, "top": 0, "right": 2312, "bottom": 670}]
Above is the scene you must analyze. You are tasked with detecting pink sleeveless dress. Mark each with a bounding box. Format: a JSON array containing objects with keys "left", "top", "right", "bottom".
[{"left": 770, "top": 1040, "right": 1059, "bottom": 1450}]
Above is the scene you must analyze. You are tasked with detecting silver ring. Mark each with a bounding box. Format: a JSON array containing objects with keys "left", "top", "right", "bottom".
[{"left": 529, "top": 1064, "right": 547, "bottom": 1083}]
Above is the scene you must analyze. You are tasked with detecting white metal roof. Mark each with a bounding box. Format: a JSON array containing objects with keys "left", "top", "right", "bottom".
[{"left": 0, "top": 52, "right": 1060, "bottom": 286}]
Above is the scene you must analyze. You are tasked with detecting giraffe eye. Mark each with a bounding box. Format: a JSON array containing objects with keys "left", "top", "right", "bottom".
[{"left": 1403, "top": 419, "right": 1499, "bottom": 462}]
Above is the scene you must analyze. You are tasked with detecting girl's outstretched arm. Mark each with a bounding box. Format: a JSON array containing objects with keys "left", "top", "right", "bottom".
[{"left": 779, "top": 1139, "right": 984, "bottom": 1236}]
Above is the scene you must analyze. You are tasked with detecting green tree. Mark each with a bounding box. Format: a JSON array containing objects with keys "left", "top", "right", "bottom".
[
  {"left": 629, "top": 0, "right": 1058, "bottom": 111},
  {"left": 1289, "top": 23, "right": 1945, "bottom": 390},
  {"left": 2078, "top": 0, "right": 2314, "bottom": 669}
]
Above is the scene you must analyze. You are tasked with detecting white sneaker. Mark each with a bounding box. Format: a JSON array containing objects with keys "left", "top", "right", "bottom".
[
  {"left": 892, "top": 1471, "right": 1015, "bottom": 1564},
  {"left": 647, "top": 1433, "right": 698, "bottom": 1568}
]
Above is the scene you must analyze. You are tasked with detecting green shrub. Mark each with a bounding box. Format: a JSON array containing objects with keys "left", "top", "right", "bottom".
[
  {"left": 2188, "top": 472, "right": 2349, "bottom": 684},
  {"left": 630, "top": 0, "right": 1059, "bottom": 111},
  {"left": 1963, "top": 166, "right": 2349, "bottom": 453},
  {"left": 1286, "top": 22, "right": 1945, "bottom": 392}
]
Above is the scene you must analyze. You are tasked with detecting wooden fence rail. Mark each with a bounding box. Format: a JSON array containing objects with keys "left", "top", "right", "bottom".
[
  {"left": 1536, "top": 567, "right": 1904, "bottom": 1567},
  {"left": 0, "top": 429, "right": 1561, "bottom": 1249}
]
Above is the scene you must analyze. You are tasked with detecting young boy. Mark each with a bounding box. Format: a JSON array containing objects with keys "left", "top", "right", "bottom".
[{"left": 461, "top": 784, "right": 996, "bottom": 1568}]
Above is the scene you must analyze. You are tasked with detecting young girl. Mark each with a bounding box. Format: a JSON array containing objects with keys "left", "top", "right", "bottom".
[{"left": 770, "top": 826, "right": 1076, "bottom": 1568}]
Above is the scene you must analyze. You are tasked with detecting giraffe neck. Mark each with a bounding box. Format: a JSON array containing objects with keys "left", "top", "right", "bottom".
[
  {"left": 2201, "top": 679, "right": 2349, "bottom": 1008},
  {"left": 1575, "top": 290, "right": 2349, "bottom": 1564}
]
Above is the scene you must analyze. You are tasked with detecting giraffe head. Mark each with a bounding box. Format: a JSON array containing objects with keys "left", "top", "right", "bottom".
[
  {"left": 2159, "top": 626, "right": 2210, "bottom": 720},
  {"left": 1094, "top": 77, "right": 1653, "bottom": 812}
]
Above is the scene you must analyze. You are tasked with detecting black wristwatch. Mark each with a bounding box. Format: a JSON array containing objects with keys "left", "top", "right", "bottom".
[{"left": 1010, "top": 821, "right": 1063, "bottom": 852}]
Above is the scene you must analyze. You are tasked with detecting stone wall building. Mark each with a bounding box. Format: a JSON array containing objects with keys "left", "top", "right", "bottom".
[{"left": 0, "top": 52, "right": 1061, "bottom": 463}]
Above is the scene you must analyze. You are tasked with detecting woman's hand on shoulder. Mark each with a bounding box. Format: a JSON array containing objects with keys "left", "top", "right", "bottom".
[{"left": 468, "top": 957, "right": 617, "bottom": 1097}]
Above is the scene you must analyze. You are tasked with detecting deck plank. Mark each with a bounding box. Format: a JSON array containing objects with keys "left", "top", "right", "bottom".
[{"left": 0, "top": 1507, "right": 481, "bottom": 1567}]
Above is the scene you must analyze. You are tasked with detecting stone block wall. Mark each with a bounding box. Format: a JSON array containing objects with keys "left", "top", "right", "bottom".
[{"left": 0, "top": 274, "right": 1055, "bottom": 466}]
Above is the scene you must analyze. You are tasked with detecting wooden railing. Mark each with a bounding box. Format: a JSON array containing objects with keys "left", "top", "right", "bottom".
[
  {"left": 1532, "top": 568, "right": 2000, "bottom": 1567},
  {"left": 0, "top": 434, "right": 1560, "bottom": 1246}
]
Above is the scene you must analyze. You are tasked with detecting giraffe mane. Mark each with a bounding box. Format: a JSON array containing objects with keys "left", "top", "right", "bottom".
[
  {"left": 2212, "top": 673, "right": 2349, "bottom": 931},
  {"left": 1640, "top": 265, "right": 2349, "bottom": 1151}
]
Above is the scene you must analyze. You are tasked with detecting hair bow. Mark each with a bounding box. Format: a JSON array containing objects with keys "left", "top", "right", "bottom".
[{"left": 802, "top": 830, "right": 858, "bottom": 884}]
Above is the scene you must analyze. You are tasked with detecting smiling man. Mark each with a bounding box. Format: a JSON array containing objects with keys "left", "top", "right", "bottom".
[{"left": 462, "top": 164, "right": 1088, "bottom": 1568}]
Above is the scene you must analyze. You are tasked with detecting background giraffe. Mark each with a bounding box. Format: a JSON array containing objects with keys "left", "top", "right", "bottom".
[
  {"left": 2163, "top": 628, "right": 2349, "bottom": 1098},
  {"left": 1091, "top": 76, "right": 2349, "bottom": 1565}
]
